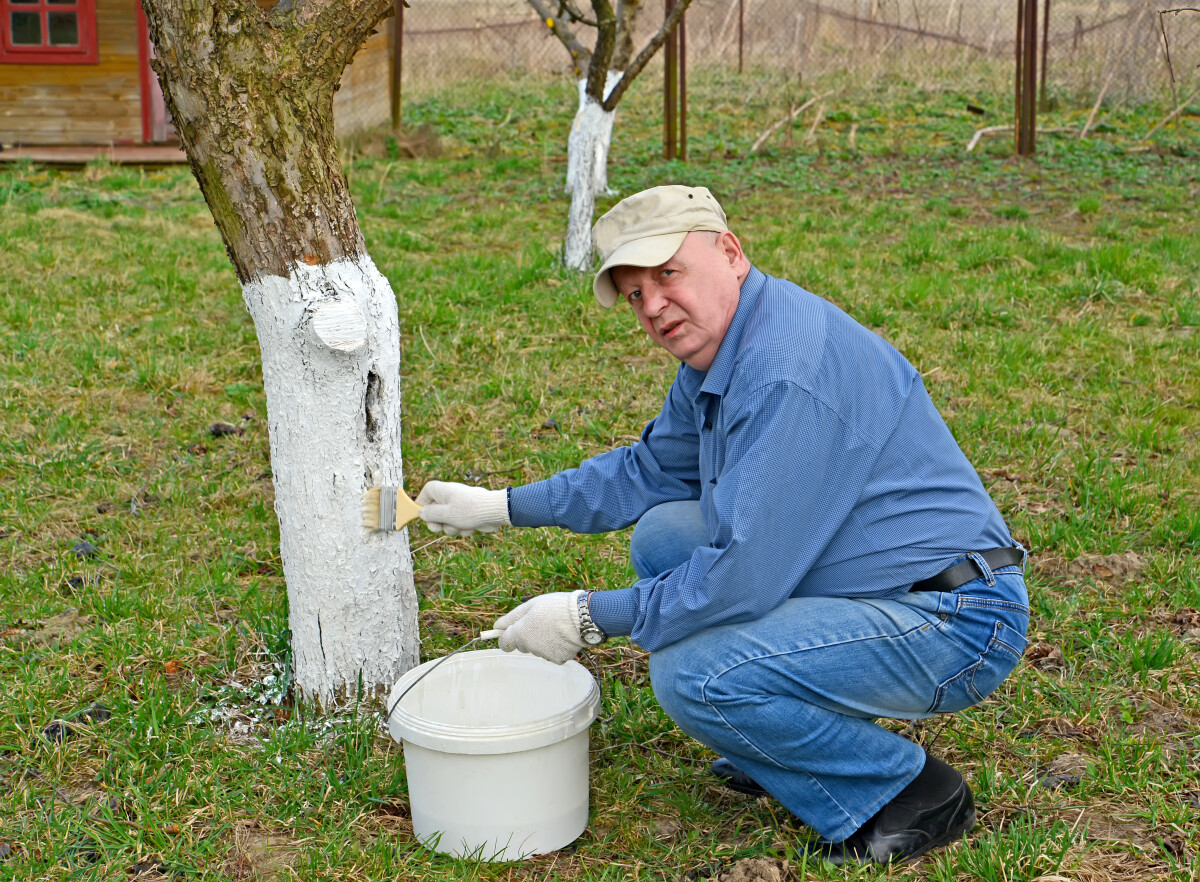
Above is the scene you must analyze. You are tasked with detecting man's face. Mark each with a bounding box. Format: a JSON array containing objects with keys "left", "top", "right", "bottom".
[{"left": 611, "top": 231, "right": 749, "bottom": 372}]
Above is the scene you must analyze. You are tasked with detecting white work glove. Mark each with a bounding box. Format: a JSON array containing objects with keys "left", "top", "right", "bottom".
[
  {"left": 494, "top": 590, "right": 585, "bottom": 665},
  {"left": 416, "top": 480, "right": 510, "bottom": 537}
]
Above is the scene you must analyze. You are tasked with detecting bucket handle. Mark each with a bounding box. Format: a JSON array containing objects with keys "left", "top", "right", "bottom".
[
  {"left": 578, "top": 648, "right": 615, "bottom": 724},
  {"left": 384, "top": 629, "right": 503, "bottom": 724},
  {"left": 385, "top": 632, "right": 615, "bottom": 726}
]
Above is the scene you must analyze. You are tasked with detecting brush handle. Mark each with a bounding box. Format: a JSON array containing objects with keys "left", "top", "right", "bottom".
[{"left": 479, "top": 629, "right": 503, "bottom": 640}]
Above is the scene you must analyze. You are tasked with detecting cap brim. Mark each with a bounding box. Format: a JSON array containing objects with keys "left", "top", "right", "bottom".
[{"left": 592, "top": 231, "right": 689, "bottom": 308}]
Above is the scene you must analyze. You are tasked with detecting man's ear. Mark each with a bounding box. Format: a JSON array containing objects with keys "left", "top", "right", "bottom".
[{"left": 717, "top": 231, "right": 748, "bottom": 274}]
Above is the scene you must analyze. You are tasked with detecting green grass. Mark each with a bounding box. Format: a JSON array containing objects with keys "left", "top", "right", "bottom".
[{"left": 1, "top": 68, "right": 1199, "bottom": 880}]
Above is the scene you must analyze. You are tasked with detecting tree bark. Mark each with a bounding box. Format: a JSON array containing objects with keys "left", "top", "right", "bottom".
[
  {"left": 141, "top": 0, "right": 419, "bottom": 708},
  {"left": 563, "top": 76, "right": 619, "bottom": 270},
  {"left": 565, "top": 73, "right": 620, "bottom": 196}
]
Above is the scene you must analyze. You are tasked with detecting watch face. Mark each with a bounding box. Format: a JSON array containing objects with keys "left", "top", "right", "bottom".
[{"left": 583, "top": 630, "right": 603, "bottom": 645}]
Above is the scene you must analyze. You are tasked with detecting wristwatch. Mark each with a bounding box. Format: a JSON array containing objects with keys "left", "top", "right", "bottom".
[{"left": 576, "top": 591, "right": 607, "bottom": 646}]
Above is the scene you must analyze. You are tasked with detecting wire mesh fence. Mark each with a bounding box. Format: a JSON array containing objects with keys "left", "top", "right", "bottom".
[{"left": 394, "top": 0, "right": 1198, "bottom": 108}]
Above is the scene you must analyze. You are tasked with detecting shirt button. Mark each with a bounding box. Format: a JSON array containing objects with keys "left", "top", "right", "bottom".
[{"left": 704, "top": 421, "right": 713, "bottom": 430}]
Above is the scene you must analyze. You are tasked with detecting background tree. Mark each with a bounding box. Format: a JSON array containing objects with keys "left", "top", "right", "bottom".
[
  {"left": 140, "top": 0, "right": 418, "bottom": 708},
  {"left": 527, "top": 0, "right": 694, "bottom": 269}
]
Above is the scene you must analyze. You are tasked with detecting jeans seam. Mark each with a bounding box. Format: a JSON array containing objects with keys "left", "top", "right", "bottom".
[
  {"left": 956, "top": 596, "right": 1031, "bottom": 615},
  {"left": 991, "top": 637, "right": 1024, "bottom": 658},
  {"left": 699, "top": 675, "right": 861, "bottom": 834},
  {"left": 707, "top": 621, "right": 935, "bottom": 682}
]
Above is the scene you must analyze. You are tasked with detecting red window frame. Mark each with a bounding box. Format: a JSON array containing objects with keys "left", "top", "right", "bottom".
[{"left": 0, "top": 0, "right": 98, "bottom": 64}]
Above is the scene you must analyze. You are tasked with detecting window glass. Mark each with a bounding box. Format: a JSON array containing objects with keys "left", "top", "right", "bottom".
[
  {"left": 47, "top": 11, "right": 78, "bottom": 45},
  {"left": 9, "top": 0, "right": 40, "bottom": 5},
  {"left": 10, "top": 11, "right": 41, "bottom": 44},
  {"left": 48, "top": 0, "right": 79, "bottom": 4}
]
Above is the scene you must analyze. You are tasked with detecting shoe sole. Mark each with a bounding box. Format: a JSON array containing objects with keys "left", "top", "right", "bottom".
[
  {"left": 718, "top": 779, "right": 768, "bottom": 797},
  {"left": 893, "top": 806, "right": 977, "bottom": 864},
  {"left": 816, "top": 806, "right": 977, "bottom": 867}
]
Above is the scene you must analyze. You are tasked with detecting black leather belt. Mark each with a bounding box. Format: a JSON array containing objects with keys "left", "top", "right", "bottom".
[{"left": 911, "top": 547, "right": 1025, "bottom": 593}]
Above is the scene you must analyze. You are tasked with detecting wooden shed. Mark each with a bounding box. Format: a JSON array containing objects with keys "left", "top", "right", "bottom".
[{"left": 0, "top": 0, "right": 396, "bottom": 152}]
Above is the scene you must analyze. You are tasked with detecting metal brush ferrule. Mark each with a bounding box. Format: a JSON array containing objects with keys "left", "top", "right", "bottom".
[{"left": 379, "top": 486, "right": 397, "bottom": 531}]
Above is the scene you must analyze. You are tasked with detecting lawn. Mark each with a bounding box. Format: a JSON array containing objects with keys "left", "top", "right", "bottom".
[{"left": 1, "top": 67, "right": 1198, "bottom": 881}]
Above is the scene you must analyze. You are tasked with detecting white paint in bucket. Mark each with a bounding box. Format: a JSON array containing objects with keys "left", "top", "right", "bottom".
[{"left": 387, "top": 648, "right": 600, "bottom": 861}]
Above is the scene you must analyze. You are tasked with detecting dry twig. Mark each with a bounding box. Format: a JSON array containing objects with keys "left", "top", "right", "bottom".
[
  {"left": 1140, "top": 87, "right": 1200, "bottom": 140},
  {"left": 1080, "top": 6, "right": 1148, "bottom": 139},
  {"left": 966, "top": 125, "right": 1013, "bottom": 152},
  {"left": 750, "top": 92, "right": 830, "bottom": 154}
]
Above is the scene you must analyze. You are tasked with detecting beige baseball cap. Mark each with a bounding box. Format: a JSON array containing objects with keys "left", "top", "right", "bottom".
[{"left": 591, "top": 185, "right": 729, "bottom": 308}]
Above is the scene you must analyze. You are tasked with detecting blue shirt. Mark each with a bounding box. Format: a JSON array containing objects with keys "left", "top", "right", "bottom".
[{"left": 509, "top": 267, "right": 1014, "bottom": 651}]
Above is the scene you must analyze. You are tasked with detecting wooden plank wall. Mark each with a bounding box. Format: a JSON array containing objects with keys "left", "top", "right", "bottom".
[
  {"left": 334, "top": 21, "right": 394, "bottom": 137},
  {"left": 0, "top": 0, "right": 142, "bottom": 147},
  {"left": 0, "top": 3, "right": 394, "bottom": 148}
]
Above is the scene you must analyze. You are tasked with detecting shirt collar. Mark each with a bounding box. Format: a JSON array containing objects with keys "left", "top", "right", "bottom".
[{"left": 684, "top": 265, "right": 766, "bottom": 398}]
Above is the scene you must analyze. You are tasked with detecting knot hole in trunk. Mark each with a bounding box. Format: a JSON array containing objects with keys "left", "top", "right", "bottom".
[{"left": 365, "top": 370, "right": 383, "bottom": 442}]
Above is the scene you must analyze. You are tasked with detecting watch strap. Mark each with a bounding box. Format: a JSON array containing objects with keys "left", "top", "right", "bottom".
[{"left": 576, "top": 590, "right": 607, "bottom": 644}]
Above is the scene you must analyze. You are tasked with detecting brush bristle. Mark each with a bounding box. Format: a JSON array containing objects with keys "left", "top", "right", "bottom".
[{"left": 362, "top": 486, "right": 383, "bottom": 529}]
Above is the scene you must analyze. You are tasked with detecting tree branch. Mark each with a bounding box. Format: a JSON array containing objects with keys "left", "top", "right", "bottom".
[
  {"left": 292, "top": 0, "right": 395, "bottom": 86},
  {"left": 586, "top": 0, "right": 618, "bottom": 99},
  {"left": 611, "top": 0, "right": 639, "bottom": 68},
  {"left": 602, "top": 0, "right": 693, "bottom": 111},
  {"left": 140, "top": 0, "right": 269, "bottom": 72},
  {"left": 526, "top": 0, "right": 592, "bottom": 70},
  {"left": 557, "top": 0, "right": 599, "bottom": 27}
]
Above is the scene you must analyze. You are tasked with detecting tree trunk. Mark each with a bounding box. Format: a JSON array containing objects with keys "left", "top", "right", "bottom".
[
  {"left": 565, "top": 73, "right": 621, "bottom": 195},
  {"left": 141, "top": 0, "right": 419, "bottom": 708},
  {"left": 563, "top": 73, "right": 620, "bottom": 270}
]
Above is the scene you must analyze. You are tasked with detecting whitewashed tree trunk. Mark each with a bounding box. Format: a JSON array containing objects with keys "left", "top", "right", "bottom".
[
  {"left": 531, "top": 0, "right": 694, "bottom": 272},
  {"left": 563, "top": 73, "right": 620, "bottom": 271},
  {"left": 242, "top": 256, "right": 419, "bottom": 706},
  {"left": 565, "top": 73, "right": 620, "bottom": 195},
  {"left": 141, "top": 0, "right": 421, "bottom": 710}
]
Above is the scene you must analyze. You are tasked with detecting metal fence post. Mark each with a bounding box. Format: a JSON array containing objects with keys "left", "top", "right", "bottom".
[
  {"left": 1015, "top": 0, "right": 1038, "bottom": 155},
  {"left": 738, "top": 0, "right": 744, "bottom": 74},
  {"left": 391, "top": 0, "right": 404, "bottom": 131},
  {"left": 664, "top": 0, "right": 687, "bottom": 161},
  {"left": 680, "top": 5, "right": 688, "bottom": 162},
  {"left": 665, "top": 0, "right": 677, "bottom": 160},
  {"left": 1040, "top": 0, "right": 1051, "bottom": 109}
]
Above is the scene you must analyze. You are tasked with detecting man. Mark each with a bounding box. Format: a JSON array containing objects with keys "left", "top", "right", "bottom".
[{"left": 415, "top": 185, "right": 1030, "bottom": 866}]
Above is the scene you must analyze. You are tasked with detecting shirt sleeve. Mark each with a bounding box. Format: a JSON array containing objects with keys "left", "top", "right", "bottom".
[
  {"left": 606, "top": 379, "right": 882, "bottom": 651},
  {"left": 508, "top": 375, "right": 703, "bottom": 532}
]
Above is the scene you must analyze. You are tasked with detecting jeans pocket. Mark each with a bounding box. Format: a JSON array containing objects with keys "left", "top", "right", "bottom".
[{"left": 929, "top": 620, "right": 1028, "bottom": 714}]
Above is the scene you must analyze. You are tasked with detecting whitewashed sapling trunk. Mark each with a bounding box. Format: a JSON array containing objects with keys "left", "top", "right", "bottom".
[
  {"left": 141, "top": 0, "right": 419, "bottom": 708},
  {"left": 563, "top": 72, "right": 620, "bottom": 271},
  {"left": 565, "top": 73, "right": 621, "bottom": 195}
]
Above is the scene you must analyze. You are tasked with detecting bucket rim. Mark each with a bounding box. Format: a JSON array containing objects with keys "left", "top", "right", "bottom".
[{"left": 386, "top": 649, "right": 601, "bottom": 755}]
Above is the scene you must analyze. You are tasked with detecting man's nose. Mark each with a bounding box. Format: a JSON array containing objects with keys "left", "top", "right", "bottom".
[{"left": 642, "top": 285, "right": 667, "bottom": 316}]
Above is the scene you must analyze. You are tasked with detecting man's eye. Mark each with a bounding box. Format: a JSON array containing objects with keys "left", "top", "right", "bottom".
[
  {"left": 626, "top": 290, "right": 642, "bottom": 302},
  {"left": 661, "top": 269, "right": 675, "bottom": 278}
]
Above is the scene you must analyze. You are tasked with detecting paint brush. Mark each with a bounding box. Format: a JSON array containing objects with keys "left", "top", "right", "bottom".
[{"left": 362, "top": 486, "right": 422, "bottom": 531}]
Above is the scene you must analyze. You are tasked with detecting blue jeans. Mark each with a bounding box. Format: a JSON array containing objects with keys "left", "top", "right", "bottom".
[{"left": 633, "top": 501, "right": 1030, "bottom": 843}]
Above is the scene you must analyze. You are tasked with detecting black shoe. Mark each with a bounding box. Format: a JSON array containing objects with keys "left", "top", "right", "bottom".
[
  {"left": 710, "top": 757, "right": 769, "bottom": 797},
  {"left": 815, "top": 772, "right": 976, "bottom": 866}
]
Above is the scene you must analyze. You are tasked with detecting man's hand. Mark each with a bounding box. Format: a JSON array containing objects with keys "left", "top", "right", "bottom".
[
  {"left": 416, "top": 481, "right": 510, "bottom": 537},
  {"left": 494, "top": 591, "right": 585, "bottom": 664}
]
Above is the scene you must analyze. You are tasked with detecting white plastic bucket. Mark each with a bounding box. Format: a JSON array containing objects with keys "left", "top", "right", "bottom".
[{"left": 387, "top": 648, "right": 601, "bottom": 861}]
